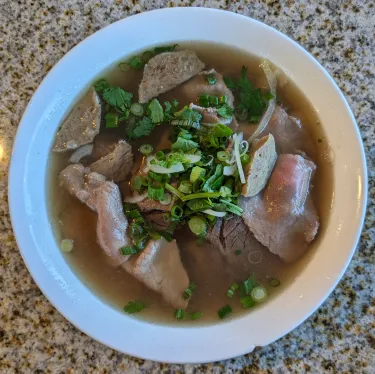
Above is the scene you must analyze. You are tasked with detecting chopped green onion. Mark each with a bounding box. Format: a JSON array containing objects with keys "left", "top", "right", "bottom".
[
  {"left": 220, "top": 186, "right": 231, "bottom": 198},
  {"left": 61, "top": 239, "right": 74, "bottom": 253},
  {"left": 141, "top": 50, "right": 154, "bottom": 63},
  {"left": 235, "top": 249, "right": 242, "bottom": 256},
  {"left": 105, "top": 112, "right": 119, "bottom": 128},
  {"left": 187, "top": 199, "right": 212, "bottom": 212},
  {"left": 197, "top": 94, "right": 210, "bottom": 107},
  {"left": 175, "top": 309, "right": 185, "bottom": 320},
  {"left": 209, "top": 95, "right": 219, "bottom": 107},
  {"left": 148, "top": 182, "right": 164, "bottom": 201},
  {"left": 190, "top": 312, "right": 202, "bottom": 320},
  {"left": 240, "top": 296, "right": 255, "bottom": 309},
  {"left": 217, "top": 151, "right": 230, "bottom": 162},
  {"left": 120, "top": 246, "right": 138, "bottom": 255},
  {"left": 183, "top": 282, "right": 197, "bottom": 300},
  {"left": 193, "top": 176, "right": 205, "bottom": 193},
  {"left": 135, "top": 236, "right": 148, "bottom": 250},
  {"left": 243, "top": 275, "right": 258, "bottom": 296},
  {"left": 251, "top": 286, "right": 268, "bottom": 303},
  {"left": 249, "top": 115, "right": 261, "bottom": 123},
  {"left": 165, "top": 183, "right": 185, "bottom": 199},
  {"left": 219, "top": 95, "right": 228, "bottom": 105},
  {"left": 155, "top": 151, "right": 165, "bottom": 161},
  {"left": 171, "top": 205, "right": 184, "bottom": 220},
  {"left": 128, "top": 209, "right": 142, "bottom": 219},
  {"left": 178, "top": 181, "right": 192, "bottom": 194},
  {"left": 241, "top": 153, "right": 250, "bottom": 165},
  {"left": 218, "top": 304, "right": 232, "bottom": 319},
  {"left": 188, "top": 216, "right": 207, "bottom": 236},
  {"left": 227, "top": 283, "right": 239, "bottom": 298},
  {"left": 269, "top": 278, "right": 281, "bottom": 288},
  {"left": 190, "top": 166, "right": 206, "bottom": 183},
  {"left": 235, "top": 107, "right": 248, "bottom": 121},
  {"left": 131, "top": 223, "right": 144, "bottom": 238},
  {"left": 181, "top": 191, "right": 221, "bottom": 202},
  {"left": 129, "top": 55, "right": 145, "bottom": 70},
  {"left": 130, "top": 103, "right": 144, "bottom": 117},
  {"left": 123, "top": 300, "right": 146, "bottom": 314},
  {"left": 119, "top": 62, "right": 131, "bottom": 72},
  {"left": 131, "top": 175, "right": 146, "bottom": 191},
  {"left": 205, "top": 74, "right": 217, "bottom": 85},
  {"left": 139, "top": 144, "right": 153, "bottom": 155},
  {"left": 134, "top": 216, "right": 145, "bottom": 224},
  {"left": 220, "top": 199, "right": 243, "bottom": 216}
]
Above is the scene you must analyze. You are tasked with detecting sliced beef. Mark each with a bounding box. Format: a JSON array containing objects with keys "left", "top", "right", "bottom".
[
  {"left": 54, "top": 88, "right": 101, "bottom": 152},
  {"left": 144, "top": 211, "right": 170, "bottom": 232},
  {"left": 90, "top": 140, "right": 133, "bottom": 182},
  {"left": 59, "top": 164, "right": 130, "bottom": 265},
  {"left": 240, "top": 154, "right": 319, "bottom": 262},
  {"left": 136, "top": 198, "right": 172, "bottom": 213},
  {"left": 91, "top": 133, "right": 120, "bottom": 161},
  {"left": 138, "top": 50, "right": 205, "bottom": 103},
  {"left": 122, "top": 239, "right": 189, "bottom": 309},
  {"left": 258, "top": 106, "right": 314, "bottom": 155}
]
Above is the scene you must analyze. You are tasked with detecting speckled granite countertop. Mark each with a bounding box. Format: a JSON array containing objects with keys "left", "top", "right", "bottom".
[{"left": 0, "top": 0, "right": 374, "bottom": 372}]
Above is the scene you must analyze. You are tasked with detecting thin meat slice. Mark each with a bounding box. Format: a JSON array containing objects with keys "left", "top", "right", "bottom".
[
  {"left": 144, "top": 211, "right": 170, "bottom": 232},
  {"left": 258, "top": 106, "right": 314, "bottom": 156},
  {"left": 54, "top": 88, "right": 101, "bottom": 152},
  {"left": 138, "top": 50, "right": 205, "bottom": 103},
  {"left": 136, "top": 198, "right": 172, "bottom": 213},
  {"left": 240, "top": 154, "right": 319, "bottom": 262},
  {"left": 123, "top": 239, "right": 189, "bottom": 309},
  {"left": 90, "top": 140, "right": 134, "bottom": 182},
  {"left": 59, "top": 164, "right": 130, "bottom": 264}
]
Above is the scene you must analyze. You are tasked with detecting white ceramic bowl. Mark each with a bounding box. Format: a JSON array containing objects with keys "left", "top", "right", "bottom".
[{"left": 9, "top": 8, "right": 367, "bottom": 363}]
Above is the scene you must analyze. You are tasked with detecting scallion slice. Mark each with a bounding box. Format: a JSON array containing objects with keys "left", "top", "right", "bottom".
[
  {"left": 219, "top": 95, "right": 228, "bottom": 105},
  {"left": 129, "top": 56, "right": 145, "bottom": 70},
  {"left": 130, "top": 103, "right": 144, "bottom": 117},
  {"left": 123, "top": 300, "right": 146, "bottom": 314},
  {"left": 188, "top": 216, "right": 207, "bottom": 236},
  {"left": 190, "top": 312, "right": 202, "bottom": 320},
  {"left": 243, "top": 274, "right": 258, "bottom": 296},
  {"left": 190, "top": 166, "right": 206, "bottom": 183},
  {"left": 205, "top": 74, "right": 217, "bottom": 85},
  {"left": 171, "top": 205, "right": 184, "bottom": 220},
  {"left": 175, "top": 309, "right": 185, "bottom": 320},
  {"left": 120, "top": 246, "right": 138, "bottom": 255},
  {"left": 165, "top": 183, "right": 185, "bottom": 199},
  {"left": 119, "top": 62, "right": 131, "bottom": 72},
  {"left": 105, "top": 112, "right": 119, "bottom": 128},
  {"left": 209, "top": 95, "right": 219, "bottom": 107},
  {"left": 139, "top": 144, "right": 153, "bottom": 156},
  {"left": 217, "top": 151, "right": 230, "bottom": 162},
  {"left": 240, "top": 296, "right": 255, "bottom": 309},
  {"left": 251, "top": 286, "right": 268, "bottom": 303},
  {"left": 269, "top": 278, "right": 281, "bottom": 288},
  {"left": 183, "top": 282, "right": 197, "bottom": 300},
  {"left": 61, "top": 239, "right": 74, "bottom": 253},
  {"left": 160, "top": 193, "right": 172, "bottom": 205},
  {"left": 178, "top": 180, "right": 193, "bottom": 194},
  {"left": 227, "top": 283, "right": 239, "bottom": 298},
  {"left": 141, "top": 50, "right": 154, "bottom": 63},
  {"left": 218, "top": 304, "right": 232, "bottom": 319},
  {"left": 197, "top": 94, "right": 210, "bottom": 107},
  {"left": 155, "top": 151, "right": 165, "bottom": 161},
  {"left": 241, "top": 153, "right": 250, "bottom": 165},
  {"left": 181, "top": 191, "right": 221, "bottom": 202}
]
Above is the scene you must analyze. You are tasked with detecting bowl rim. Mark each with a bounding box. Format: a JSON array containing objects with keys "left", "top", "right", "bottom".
[{"left": 8, "top": 7, "right": 367, "bottom": 363}]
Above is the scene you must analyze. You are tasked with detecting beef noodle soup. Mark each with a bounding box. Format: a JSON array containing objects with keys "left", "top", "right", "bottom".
[{"left": 48, "top": 42, "right": 333, "bottom": 324}]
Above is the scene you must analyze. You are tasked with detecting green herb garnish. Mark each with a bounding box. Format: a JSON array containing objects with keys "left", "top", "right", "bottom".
[
  {"left": 123, "top": 300, "right": 146, "bottom": 314},
  {"left": 183, "top": 282, "right": 197, "bottom": 300},
  {"left": 175, "top": 309, "right": 185, "bottom": 320},
  {"left": 218, "top": 304, "right": 232, "bottom": 319}
]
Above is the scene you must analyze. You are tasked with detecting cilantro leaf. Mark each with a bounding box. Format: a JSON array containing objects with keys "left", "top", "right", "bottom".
[
  {"left": 123, "top": 300, "right": 146, "bottom": 314},
  {"left": 94, "top": 78, "right": 110, "bottom": 93},
  {"left": 171, "top": 137, "right": 199, "bottom": 151},
  {"left": 164, "top": 100, "right": 179, "bottom": 120},
  {"left": 216, "top": 104, "right": 234, "bottom": 119},
  {"left": 128, "top": 117, "right": 154, "bottom": 139},
  {"left": 103, "top": 87, "right": 133, "bottom": 112},
  {"left": 148, "top": 99, "right": 164, "bottom": 123},
  {"left": 175, "top": 106, "right": 202, "bottom": 123}
]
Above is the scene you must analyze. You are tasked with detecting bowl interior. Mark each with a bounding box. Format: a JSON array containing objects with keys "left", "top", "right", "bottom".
[{"left": 9, "top": 8, "right": 367, "bottom": 363}]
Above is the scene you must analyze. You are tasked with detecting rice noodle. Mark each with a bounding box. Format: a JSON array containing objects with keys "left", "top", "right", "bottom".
[{"left": 247, "top": 59, "right": 277, "bottom": 143}]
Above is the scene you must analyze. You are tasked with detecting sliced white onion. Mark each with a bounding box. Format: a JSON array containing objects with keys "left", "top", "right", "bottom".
[
  {"left": 203, "top": 209, "right": 227, "bottom": 218},
  {"left": 248, "top": 59, "right": 277, "bottom": 143},
  {"left": 203, "top": 155, "right": 214, "bottom": 166},
  {"left": 124, "top": 193, "right": 148, "bottom": 203},
  {"left": 240, "top": 140, "right": 249, "bottom": 156},
  {"left": 160, "top": 193, "right": 172, "bottom": 205},
  {"left": 234, "top": 133, "right": 246, "bottom": 184},
  {"left": 147, "top": 155, "right": 184, "bottom": 174},
  {"left": 183, "top": 154, "right": 201, "bottom": 164},
  {"left": 223, "top": 165, "right": 236, "bottom": 176},
  {"left": 69, "top": 143, "right": 93, "bottom": 163}
]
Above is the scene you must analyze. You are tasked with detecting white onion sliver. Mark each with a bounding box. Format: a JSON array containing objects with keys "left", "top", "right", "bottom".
[
  {"left": 240, "top": 140, "right": 249, "bottom": 156},
  {"left": 234, "top": 133, "right": 246, "bottom": 184},
  {"left": 203, "top": 155, "right": 214, "bottom": 166},
  {"left": 223, "top": 165, "right": 236, "bottom": 176},
  {"left": 69, "top": 143, "right": 93, "bottom": 163},
  {"left": 248, "top": 59, "right": 277, "bottom": 143},
  {"left": 160, "top": 193, "right": 172, "bottom": 206},
  {"left": 124, "top": 193, "right": 148, "bottom": 203},
  {"left": 203, "top": 209, "right": 227, "bottom": 218},
  {"left": 147, "top": 155, "right": 184, "bottom": 174}
]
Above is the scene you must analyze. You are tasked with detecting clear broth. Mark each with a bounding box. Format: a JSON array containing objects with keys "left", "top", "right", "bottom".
[{"left": 47, "top": 42, "right": 333, "bottom": 324}]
